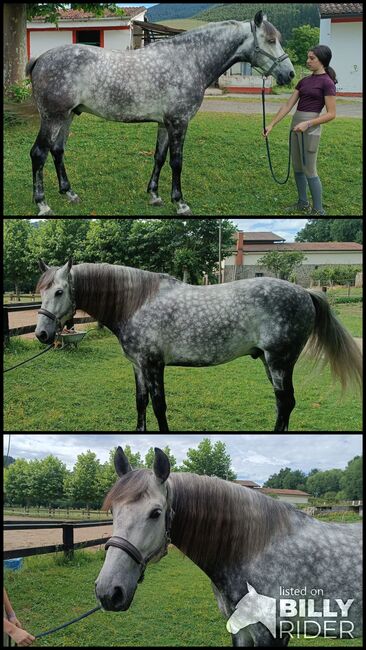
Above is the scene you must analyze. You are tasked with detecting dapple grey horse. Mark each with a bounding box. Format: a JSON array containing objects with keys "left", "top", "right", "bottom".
[
  {"left": 35, "top": 260, "right": 362, "bottom": 432},
  {"left": 26, "top": 10, "right": 294, "bottom": 216},
  {"left": 95, "top": 447, "right": 362, "bottom": 646}
]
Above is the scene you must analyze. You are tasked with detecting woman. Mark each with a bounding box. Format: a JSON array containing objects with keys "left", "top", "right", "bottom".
[
  {"left": 3, "top": 588, "right": 35, "bottom": 646},
  {"left": 264, "top": 45, "right": 337, "bottom": 215}
]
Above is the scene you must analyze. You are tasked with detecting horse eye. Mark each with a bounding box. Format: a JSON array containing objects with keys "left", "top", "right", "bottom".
[
  {"left": 55, "top": 289, "right": 63, "bottom": 296},
  {"left": 150, "top": 509, "right": 162, "bottom": 519}
]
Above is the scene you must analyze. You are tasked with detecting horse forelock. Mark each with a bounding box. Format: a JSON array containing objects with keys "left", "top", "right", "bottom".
[
  {"left": 169, "top": 473, "right": 303, "bottom": 570},
  {"left": 103, "top": 469, "right": 152, "bottom": 511},
  {"left": 36, "top": 267, "right": 59, "bottom": 292},
  {"left": 262, "top": 20, "right": 282, "bottom": 42}
]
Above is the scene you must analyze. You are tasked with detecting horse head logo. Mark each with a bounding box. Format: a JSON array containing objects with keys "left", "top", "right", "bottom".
[{"left": 227, "top": 583, "right": 276, "bottom": 638}]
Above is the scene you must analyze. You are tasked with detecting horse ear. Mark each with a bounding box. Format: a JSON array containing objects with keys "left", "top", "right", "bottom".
[
  {"left": 39, "top": 258, "right": 49, "bottom": 272},
  {"left": 254, "top": 10, "right": 263, "bottom": 27},
  {"left": 114, "top": 446, "right": 133, "bottom": 477},
  {"left": 153, "top": 448, "right": 170, "bottom": 483}
]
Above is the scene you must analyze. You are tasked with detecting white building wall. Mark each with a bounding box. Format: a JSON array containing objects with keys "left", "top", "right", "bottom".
[
  {"left": 104, "top": 30, "right": 131, "bottom": 50},
  {"left": 29, "top": 30, "right": 72, "bottom": 57},
  {"left": 235, "top": 251, "right": 362, "bottom": 266},
  {"left": 320, "top": 18, "right": 362, "bottom": 93}
]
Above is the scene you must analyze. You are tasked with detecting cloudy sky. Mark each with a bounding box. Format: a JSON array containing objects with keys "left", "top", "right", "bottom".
[
  {"left": 5, "top": 434, "right": 362, "bottom": 483},
  {"left": 230, "top": 219, "right": 308, "bottom": 242}
]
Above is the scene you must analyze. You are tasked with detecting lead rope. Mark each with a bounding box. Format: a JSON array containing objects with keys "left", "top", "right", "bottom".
[{"left": 262, "top": 76, "right": 305, "bottom": 184}]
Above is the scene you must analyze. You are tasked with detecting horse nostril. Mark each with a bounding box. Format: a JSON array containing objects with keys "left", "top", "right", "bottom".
[
  {"left": 290, "top": 71, "right": 295, "bottom": 79},
  {"left": 38, "top": 330, "right": 49, "bottom": 343},
  {"left": 112, "top": 586, "right": 124, "bottom": 610}
]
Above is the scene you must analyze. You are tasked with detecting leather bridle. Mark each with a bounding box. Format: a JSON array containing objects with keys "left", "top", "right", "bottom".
[
  {"left": 105, "top": 487, "right": 175, "bottom": 584},
  {"left": 38, "top": 275, "right": 76, "bottom": 333},
  {"left": 250, "top": 20, "right": 289, "bottom": 77}
]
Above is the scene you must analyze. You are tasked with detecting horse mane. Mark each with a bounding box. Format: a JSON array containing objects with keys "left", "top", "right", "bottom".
[
  {"left": 72, "top": 263, "right": 162, "bottom": 325},
  {"left": 169, "top": 473, "right": 307, "bottom": 570}
]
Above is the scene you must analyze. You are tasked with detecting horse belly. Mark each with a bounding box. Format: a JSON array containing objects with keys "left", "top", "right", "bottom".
[{"left": 165, "top": 325, "right": 257, "bottom": 367}]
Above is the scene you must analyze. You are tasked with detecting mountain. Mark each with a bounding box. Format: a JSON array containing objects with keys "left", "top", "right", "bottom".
[{"left": 147, "top": 4, "right": 221, "bottom": 22}]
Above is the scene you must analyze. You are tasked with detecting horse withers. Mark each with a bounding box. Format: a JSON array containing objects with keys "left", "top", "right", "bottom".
[
  {"left": 26, "top": 11, "right": 294, "bottom": 216},
  {"left": 35, "top": 259, "right": 362, "bottom": 431}
]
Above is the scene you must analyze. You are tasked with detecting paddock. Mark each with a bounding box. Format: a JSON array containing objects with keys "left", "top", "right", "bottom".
[
  {"left": 4, "top": 327, "right": 362, "bottom": 431},
  {"left": 4, "top": 111, "right": 362, "bottom": 216}
]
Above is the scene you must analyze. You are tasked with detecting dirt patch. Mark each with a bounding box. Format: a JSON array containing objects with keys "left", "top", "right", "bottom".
[{"left": 4, "top": 516, "right": 113, "bottom": 553}]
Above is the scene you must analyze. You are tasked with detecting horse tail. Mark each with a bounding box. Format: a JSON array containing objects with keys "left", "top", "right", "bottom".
[
  {"left": 25, "top": 57, "right": 38, "bottom": 79},
  {"left": 306, "top": 290, "right": 362, "bottom": 391}
]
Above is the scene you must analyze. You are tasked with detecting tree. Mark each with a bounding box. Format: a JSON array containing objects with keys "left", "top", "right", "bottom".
[
  {"left": 180, "top": 438, "right": 236, "bottom": 480},
  {"left": 258, "top": 250, "right": 305, "bottom": 280},
  {"left": 4, "top": 4, "right": 125, "bottom": 91}
]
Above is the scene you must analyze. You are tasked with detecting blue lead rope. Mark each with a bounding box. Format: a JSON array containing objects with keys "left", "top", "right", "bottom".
[{"left": 34, "top": 605, "right": 102, "bottom": 639}]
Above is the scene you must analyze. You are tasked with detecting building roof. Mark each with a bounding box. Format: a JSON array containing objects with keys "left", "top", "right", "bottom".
[
  {"left": 234, "top": 480, "right": 261, "bottom": 488},
  {"left": 237, "top": 232, "right": 285, "bottom": 243},
  {"left": 243, "top": 242, "right": 363, "bottom": 252},
  {"left": 319, "top": 3, "right": 363, "bottom": 18},
  {"left": 260, "top": 488, "right": 310, "bottom": 496}
]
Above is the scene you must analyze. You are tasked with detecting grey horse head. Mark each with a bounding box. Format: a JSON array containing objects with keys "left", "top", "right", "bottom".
[
  {"left": 95, "top": 447, "right": 172, "bottom": 612},
  {"left": 35, "top": 258, "right": 75, "bottom": 344}
]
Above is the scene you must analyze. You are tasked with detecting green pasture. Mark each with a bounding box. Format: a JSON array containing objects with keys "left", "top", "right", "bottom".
[
  {"left": 4, "top": 111, "right": 362, "bottom": 216},
  {"left": 4, "top": 302, "right": 362, "bottom": 431},
  {"left": 5, "top": 545, "right": 362, "bottom": 646}
]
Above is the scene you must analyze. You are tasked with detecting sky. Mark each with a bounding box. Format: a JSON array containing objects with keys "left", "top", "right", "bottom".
[{"left": 4, "top": 434, "right": 362, "bottom": 483}]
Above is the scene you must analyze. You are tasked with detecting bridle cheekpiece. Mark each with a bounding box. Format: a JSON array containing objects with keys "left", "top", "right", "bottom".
[
  {"left": 105, "top": 485, "right": 175, "bottom": 584},
  {"left": 38, "top": 273, "right": 76, "bottom": 334},
  {"left": 250, "top": 20, "right": 289, "bottom": 78}
]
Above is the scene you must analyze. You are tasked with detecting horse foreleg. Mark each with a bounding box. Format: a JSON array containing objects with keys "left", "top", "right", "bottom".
[
  {"left": 147, "top": 123, "right": 169, "bottom": 206},
  {"left": 133, "top": 365, "right": 149, "bottom": 431},
  {"left": 165, "top": 118, "right": 192, "bottom": 215},
  {"left": 143, "top": 360, "right": 170, "bottom": 431}
]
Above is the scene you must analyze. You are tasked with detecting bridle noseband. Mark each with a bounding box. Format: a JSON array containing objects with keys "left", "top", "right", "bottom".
[
  {"left": 250, "top": 21, "right": 289, "bottom": 77},
  {"left": 105, "top": 490, "right": 175, "bottom": 584}
]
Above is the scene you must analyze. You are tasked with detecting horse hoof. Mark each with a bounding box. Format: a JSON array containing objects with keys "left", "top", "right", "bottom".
[
  {"left": 65, "top": 191, "right": 81, "bottom": 204},
  {"left": 176, "top": 203, "right": 192, "bottom": 215},
  {"left": 149, "top": 192, "right": 163, "bottom": 206},
  {"left": 150, "top": 197, "right": 163, "bottom": 207},
  {"left": 37, "top": 203, "right": 54, "bottom": 216}
]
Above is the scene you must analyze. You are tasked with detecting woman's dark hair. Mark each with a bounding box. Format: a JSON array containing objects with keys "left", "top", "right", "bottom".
[{"left": 309, "top": 45, "right": 338, "bottom": 83}]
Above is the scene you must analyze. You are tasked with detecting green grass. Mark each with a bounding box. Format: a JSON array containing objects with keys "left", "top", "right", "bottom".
[
  {"left": 4, "top": 301, "right": 362, "bottom": 431},
  {"left": 4, "top": 112, "right": 362, "bottom": 215}
]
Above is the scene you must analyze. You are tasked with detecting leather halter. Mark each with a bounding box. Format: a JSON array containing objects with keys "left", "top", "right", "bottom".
[
  {"left": 38, "top": 275, "right": 76, "bottom": 333},
  {"left": 250, "top": 21, "right": 289, "bottom": 78},
  {"left": 105, "top": 490, "right": 174, "bottom": 584}
]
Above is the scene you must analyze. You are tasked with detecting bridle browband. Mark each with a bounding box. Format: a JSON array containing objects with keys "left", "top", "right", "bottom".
[
  {"left": 38, "top": 273, "right": 76, "bottom": 333},
  {"left": 105, "top": 484, "right": 175, "bottom": 584},
  {"left": 250, "top": 20, "right": 289, "bottom": 78}
]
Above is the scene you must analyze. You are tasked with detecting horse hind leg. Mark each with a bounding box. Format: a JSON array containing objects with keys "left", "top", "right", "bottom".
[
  {"left": 264, "top": 352, "right": 296, "bottom": 432},
  {"left": 50, "top": 114, "right": 80, "bottom": 205},
  {"left": 30, "top": 118, "right": 59, "bottom": 215},
  {"left": 147, "top": 123, "right": 169, "bottom": 207}
]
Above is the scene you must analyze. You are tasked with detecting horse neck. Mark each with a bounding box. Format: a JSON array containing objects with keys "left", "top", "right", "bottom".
[
  {"left": 169, "top": 472, "right": 298, "bottom": 581},
  {"left": 192, "top": 21, "right": 250, "bottom": 87},
  {"left": 71, "top": 263, "right": 160, "bottom": 327}
]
